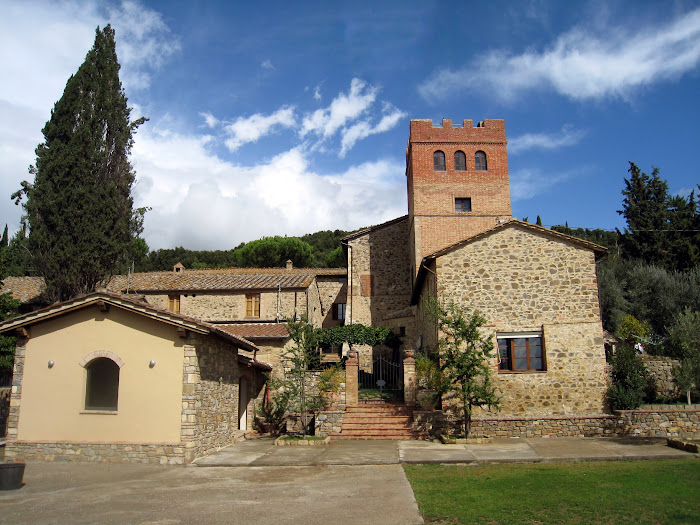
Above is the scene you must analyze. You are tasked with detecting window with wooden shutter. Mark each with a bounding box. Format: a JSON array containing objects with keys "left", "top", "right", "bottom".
[
  {"left": 246, "top": 293, "right": 260, "bottom": 318},
  {"left": 360, "top": 275, "right": 373, "bottom": 297},
  {"left": 168, "top": 294, "right": 180, "bottom": 313},
  {"left": 332, "top": 303, "right": 346, "bottom": 320}
]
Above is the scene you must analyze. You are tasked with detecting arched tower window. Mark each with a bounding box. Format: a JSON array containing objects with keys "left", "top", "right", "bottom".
[
  {"left": 454, "top": 151, "right": 466, "bottom": 171},
  {"left": 85, "top": 357, "right": 120, "bottom": 411},
  {"left": 433, "top": 150, "right": 446, "bottom": 171},
  {"left": 475, "top": 151, "right": 487, "bottom": 171}
]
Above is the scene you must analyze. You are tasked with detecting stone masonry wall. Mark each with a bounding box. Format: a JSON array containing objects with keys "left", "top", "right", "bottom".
[
  {"left": 347, "top": 218, "right": 416, "bottom": 368},
  {"left": 433, "top": 224, "right": 607, "bottom": 417},
  {"left": 182, "top": 333, "right": 241, "bottom": 462},
  {"left": 144, "top": 290, "right": 308, "bottom": 323},
  {"left": 641, "top": 355, "right": 680, "bottom": 399}
]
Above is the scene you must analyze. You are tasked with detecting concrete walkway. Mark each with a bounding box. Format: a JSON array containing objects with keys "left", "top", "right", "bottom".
[
  {"left": 194, "top": 436, "right": 696, "bottom": 466},
  {"left": 0, "top": 462, "right": 423, "bottom": 525}
]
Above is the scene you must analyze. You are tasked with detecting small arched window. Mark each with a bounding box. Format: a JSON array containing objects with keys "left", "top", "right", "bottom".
[
  {"left": 85, "top": 357, "right": 120, "bottom": 411},
  {"left": 475, "top": 151, "right": 487, "bottom": 171},
  {"left": 454, "top": 151, "right": 466, "bottom": 171},
  {"left": 433, "top": 150, "right": 446, "bottom": 171}
]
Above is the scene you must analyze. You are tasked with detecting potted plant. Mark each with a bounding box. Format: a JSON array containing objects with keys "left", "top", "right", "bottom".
[
  {"left": 415, "top": 353, "right": 442, "bottom": 410},
  {"left": 255, "top": 386, "right": 291, "bottom": 436},
  {"left": 318, "top": 366, "right": 343, "bottom": 409}
]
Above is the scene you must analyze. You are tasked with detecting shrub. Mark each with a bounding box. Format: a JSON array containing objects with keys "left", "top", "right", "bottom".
[{"left": 606, "top": 343, "right": 648, "bottom": 410}]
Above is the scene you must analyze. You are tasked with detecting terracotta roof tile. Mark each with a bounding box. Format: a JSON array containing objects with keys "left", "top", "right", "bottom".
[
  {"left": 0, "top": 276, "right": 45, "bottom": 303},
  {"left": 107, "top": 267, "right": 346, "bottom": 293}
]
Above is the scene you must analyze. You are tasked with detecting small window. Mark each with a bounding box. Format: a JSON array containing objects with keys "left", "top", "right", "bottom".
[
  {"left": 399, "top": 326, "right": 406, "bottom": 337},
  {"left": 85, "top": 357, "right": 120, "bottom": 411},
  {"left": 168, "top": 294, "right": 180, "bottom": 313},
  {"left": 454, "top": 151, "right": 466, "bottom": 171},
  {"left": 246, "top": 293, "right": 260, "bottom": 318},
  {"left": 498, "top": 334, "right": 545, "bottom": 372},
  {"left": 332, "top": 303, "right": 346, "bottom": 321},
  {"left": 455, "top": 198, "right": 472, "bottom": 213},
  {"left": 475, "top": 151, "right": 487, "bottom": 171},
  {"left": 433, "top": 150, "right": 446, "bottom": 171}
]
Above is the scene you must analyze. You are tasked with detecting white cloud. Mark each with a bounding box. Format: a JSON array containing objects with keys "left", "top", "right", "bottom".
[
  {"left": 508, "top": 126, "right": 586, "bottom": 155},
  {"left": 339, "top": 105, "right": 407, "bottom": 158},
  {"left": 223, "top": 107, "right": 296, "bottom": 152},
  {"left": 313, "top": 85, "right": 322, "bottom": 101},
  {"left": 301, "top": 78, "right": 378, "bottom": 138},
  {"left": 419, "top": 7, "right": 700, "bottom": 102},
  {"left": 107, "top": 1, "right": 181, "bottom": 90},
  {"left": 200, "top": 112, "right": 220, "bottom": 129},
  {"left": 132, "top": 121, "right": 406, "bottom": 250},
  {"left": 261, "top": 59, "right": 275, "bottom": 70}
]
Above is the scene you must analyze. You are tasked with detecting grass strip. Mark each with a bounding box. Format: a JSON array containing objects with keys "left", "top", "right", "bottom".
[{"left": 404, "top": 459, "right": 700, "bottom": 524}]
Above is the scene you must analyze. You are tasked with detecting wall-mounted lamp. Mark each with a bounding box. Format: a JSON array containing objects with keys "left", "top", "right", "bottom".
[
  {"left": 48, "top": 360, "right": 54, "bottom": 369},
  {"left": 149, "top": 360, "right": 156, "bottom": 368}
]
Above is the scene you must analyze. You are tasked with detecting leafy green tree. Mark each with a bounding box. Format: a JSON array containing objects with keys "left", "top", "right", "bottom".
[
  {"left": 428, "top": 299, "right": 500, "bottom": 437},
  {"left": 667, "top": 308, "right": 700, "bottom": 404},
  {"left": 232, "top": 236, "right": 314, "bottom": 268},
  {"left": 606, "top": 343, "right": 647, "bottom": 410},
  {"left": 12, "top": 26, "right": 146, "bottom": 302},
  {"left": 0, "top": 225, "right": 8, "bottom": 248}
]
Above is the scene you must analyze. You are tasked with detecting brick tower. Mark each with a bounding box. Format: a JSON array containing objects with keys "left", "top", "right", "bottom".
[{"left": 407, "top": 118, "right": 512, "bottom": 274}]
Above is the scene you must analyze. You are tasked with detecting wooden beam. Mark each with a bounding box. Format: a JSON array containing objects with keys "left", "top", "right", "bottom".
[
  {"left": 177, "top": 327, "right": 187, "bottom": 338},
  {"left": 96, "top": 300, "right": 109, "bottom": 312},
  {"left": 15, "top": 327, "right": 29, "bottom": 339}
]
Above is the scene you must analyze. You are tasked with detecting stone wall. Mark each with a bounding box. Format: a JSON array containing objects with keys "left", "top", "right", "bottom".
[
  {"left": 413, "top": 406, "right": 700, "bottom": 439},
  {"left": 422, "top": 224, "right": 607, "bottom": 418},
  {"left": 313, "top": 276, "right": 347, "bottom": 329},
  {"left": 640, "top": 355, "right": 680, "bottom": 399},
  {"left": 0, "top": 387, "right": 9, "bottom": 438},
  {"left": 616, "top": 407, "right": 700, "bottom": 438},
  {"left": 7, "top": 441, "right": 187, "bottom": 464},
  {"left": 413, "top": 411, "right": 620, "bottom": 438},
  {"left": 183, "top": 332, "right": 245, "bottom": 461},
  {"left": 144, "top": 290, "right": 308, "bottom": 323},
  {"left": 346, "top": 218, "right": 416, "bottom": 368}
]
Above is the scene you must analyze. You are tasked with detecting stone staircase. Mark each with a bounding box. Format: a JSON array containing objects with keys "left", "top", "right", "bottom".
[{"left": 330, "top": 399, "right": 423, "bottom": 440}]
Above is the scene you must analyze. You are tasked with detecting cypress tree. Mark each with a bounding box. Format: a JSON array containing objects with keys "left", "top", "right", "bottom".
[
  {"left": 0, "top": 225, "right": 8, "bottom": 248},
  {"left": 13, "top": 26, "right": 146, "bottom": 302}
]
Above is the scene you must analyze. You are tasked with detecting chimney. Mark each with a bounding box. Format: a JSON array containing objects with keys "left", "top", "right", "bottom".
[
  {"left": 173, "top": 262, "right": 185, "bottom": 273},
  {"left": 286, "top": 260, "right": 293, "bottom": 270}
]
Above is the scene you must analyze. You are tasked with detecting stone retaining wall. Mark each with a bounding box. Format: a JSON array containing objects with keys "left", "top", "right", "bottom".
[
  {"left": 316, "top": 410, "right": 344, "bottom": 436},
  {"left": 615, "top": 407, "right": 700, "bottom": 438},
  {"left": 413, "top": 406, "right": 700, "bottom": 439},
  {"left": 7, "top": 441, "right": 188, "bottom": 464},
  {"left": 640, "top": 355, "right": 680, "bottom": 399}
]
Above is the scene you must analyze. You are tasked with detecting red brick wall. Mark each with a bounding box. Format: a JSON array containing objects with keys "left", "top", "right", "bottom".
[{"left": 407, "top": 118, "right": 512, "bottom": 270}]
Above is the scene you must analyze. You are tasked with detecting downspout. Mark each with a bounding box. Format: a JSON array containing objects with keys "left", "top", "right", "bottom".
[
  {"left": 276, "top": 282, "right": 281, "bottom": 322},
  {"left": 347, "top": 244, "right": 353, "bottom": 325}
]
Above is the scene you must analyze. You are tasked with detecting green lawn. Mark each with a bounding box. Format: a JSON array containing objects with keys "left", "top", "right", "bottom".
[{"left": 404, "top": 459, "right": 700, "bottom": 524}]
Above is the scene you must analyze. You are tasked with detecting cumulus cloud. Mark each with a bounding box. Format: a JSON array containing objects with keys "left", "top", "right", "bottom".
[
  {"left": 301, "top": 78, "right": 378, "bottom": 138},
  {"left": 107, "top": 0, "right": 181, "bottom": 90},
  {"left": 419, "top": 7, "right": 700, "bottom": 102},
  {"left": 132, "top": 122, "right": 406, "bottom": 249},
  {"left": 261, "top": 59, "right": 275, "bottom": 70},
  {"left": 339, "top": 105, "right": 407, "bottom": 158},
  {"left": 200, "top": 112, "right": 220, "bottom": 129},
  {"left": 508, "top": 126, "right": 586, "bottom": 155},
  {"left": 223, "top": 107, "right": 296, "bottom": 152}
]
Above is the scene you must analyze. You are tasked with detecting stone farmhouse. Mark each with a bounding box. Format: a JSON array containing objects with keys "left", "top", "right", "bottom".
[{"left": 1, "top": 117, "right": 620, "bottom": 462}]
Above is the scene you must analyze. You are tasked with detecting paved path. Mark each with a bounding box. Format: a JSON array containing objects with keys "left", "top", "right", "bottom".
[
  {"left": 0, "top": 462, "right": 423, "bottom": 525},
  {"left": 194, "top": 436, "right": 695, "bottom": 466}
]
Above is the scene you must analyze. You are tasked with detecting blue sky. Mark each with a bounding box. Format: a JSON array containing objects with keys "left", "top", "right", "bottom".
[{"left": 1, "top": 0, "right": 699, "bottom": 251}]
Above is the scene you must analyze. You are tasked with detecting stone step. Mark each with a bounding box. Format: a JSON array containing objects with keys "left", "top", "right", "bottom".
[
  {"left": 330, "top": 430, "right": 424, "bottom": 440},
  {"left": 337, "top": 401, "right": 420, "bottom": 440}
]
